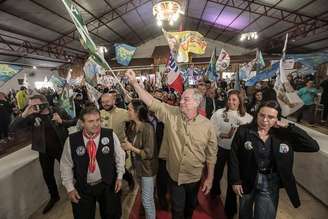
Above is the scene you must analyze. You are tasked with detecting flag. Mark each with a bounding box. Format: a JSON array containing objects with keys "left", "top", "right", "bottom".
[
  {"left": 256, "top": 49, "right": 265, "bottom": 72},
  {"left": 216, "top": 48, "right": 230, "bottom": 71},
  {"left": 114, "top": 43, "right": 136, "bottom": 66},
  {"left": 58, "top": 86, "right": 76, "bottom": 119},
  {"left": 0, "top": 64, "right": 22, "bottom": 82},
  {"left": 61, "top": 0, "right": 110, "bottom": 70},
  {"left": 69, "top": 75, "right": 84, "bottom": 86},
  {"left": 206, "top": 49, "right": 217, "bottom": 81},
  {"left": 167, "top": 53, "right": 184, "bottom": 94},
  {"left": 85, "top": 81, "right": 102, "bottom": 109},
  {"left": 274, "top": 34, "right": 303, "bottom": 116},
  {"left": 49, "top": 75, "right": 66, "bottom": 88},
  {"left": 239, "top": 58, "right": 256, "bottom": 81},
  {"left": 62, "top": 0, "right": 132, "bottom": 93},
  {"left": 245, "top": 62, "right": 279, "bottom": 86},
  {"left": 163, "top": 29, "right": 207, "bottom": 63},
  {"left": 83, "top": 56, "right": 105, "bottom": 87}
]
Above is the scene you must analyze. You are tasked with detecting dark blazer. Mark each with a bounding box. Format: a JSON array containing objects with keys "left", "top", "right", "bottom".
[
  {"left": 10, "top": 107, "right": 76, "bottom": 155},
  {"left": 229, "top": 122, "right": 319, "bottom": 208}
]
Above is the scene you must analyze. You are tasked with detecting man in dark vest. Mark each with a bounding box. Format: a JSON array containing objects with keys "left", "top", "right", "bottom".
[
  {"left": 10, "top": 94, "right": 75, "bottom": 214},
  {"left": 60, "top": 106, "right": 125, "bottom": 219}
]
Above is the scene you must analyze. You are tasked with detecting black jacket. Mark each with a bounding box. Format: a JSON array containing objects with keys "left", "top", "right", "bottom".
[
  {"left": 10, "top": 107, "right": 76, "bottom": 155},
  {"left": 229, "top": 122, "right": 319, "bottom": 208},
  {"left": 205, "top": 97, "right": 222, "bottom": 119}
]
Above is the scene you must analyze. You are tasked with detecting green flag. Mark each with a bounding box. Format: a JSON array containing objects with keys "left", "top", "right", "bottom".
[
  {"left": 61, "top": 0, "right": 110, "bottom": 70},
  {"left": 58, "top": 85, "right": 76, "bottom": 119}
]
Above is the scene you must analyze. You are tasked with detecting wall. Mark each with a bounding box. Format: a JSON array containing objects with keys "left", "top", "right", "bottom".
[
  {"left": 0, "top": 68, "right": 59, "bottom": 93},
  {"left": 134, "top": 35, "right": 252, "bottom": 58}
]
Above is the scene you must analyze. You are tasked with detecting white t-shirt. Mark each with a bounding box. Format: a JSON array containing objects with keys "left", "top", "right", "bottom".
[{"left": 211, "top": 108, "right": 253, "bottom": 150}]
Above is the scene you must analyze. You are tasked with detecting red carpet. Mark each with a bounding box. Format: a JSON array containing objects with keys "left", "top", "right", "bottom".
[{"left": 129, "top": 189, "right": 227, "bottom": 219}]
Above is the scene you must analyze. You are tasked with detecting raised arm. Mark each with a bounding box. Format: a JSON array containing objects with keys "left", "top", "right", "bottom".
[{"left": 125, "top": 69, "right": 155, "bottom": 107}]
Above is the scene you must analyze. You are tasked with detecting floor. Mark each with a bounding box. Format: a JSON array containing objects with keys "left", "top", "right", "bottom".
[{"left": 30, "top": 170, "right": 328, "bottom": 219}]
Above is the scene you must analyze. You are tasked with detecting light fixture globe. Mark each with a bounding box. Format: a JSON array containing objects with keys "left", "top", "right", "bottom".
[{"left": 153, "top": 0, "right": 185, "bottom": 26}]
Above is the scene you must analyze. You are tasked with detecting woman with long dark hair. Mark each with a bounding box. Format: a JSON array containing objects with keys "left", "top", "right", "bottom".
[
  {"left": 121, "top": 99, "right": 157, "bottom": 219},
  {"left": 247, "top": 90, "right": 263, "bottom": 116},
  {"left": 230, "top": 101, "right": 319, "bottom": 219},
  {"left": 210, "top": 89, "right": 253, "bottom": 219}
]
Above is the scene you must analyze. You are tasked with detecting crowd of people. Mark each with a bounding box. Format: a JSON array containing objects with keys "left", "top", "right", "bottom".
[{"left": 0, "top": 69, "right": 325, "bottom": 219}]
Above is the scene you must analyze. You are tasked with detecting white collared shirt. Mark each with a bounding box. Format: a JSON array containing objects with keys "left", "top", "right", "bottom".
[{"left": 60, "top": 132, "right": 125, "bottom": 193}]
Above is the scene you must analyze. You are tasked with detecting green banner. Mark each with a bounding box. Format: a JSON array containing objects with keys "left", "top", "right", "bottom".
[{"left": 61, "top": 0, "right": 110, "bottom": 70}]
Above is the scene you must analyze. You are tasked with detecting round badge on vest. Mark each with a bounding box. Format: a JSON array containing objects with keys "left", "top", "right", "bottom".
[
  {"left": 102, "top": 146, "right": 110, "bottom": 154},
  {"left": 76, "top": 146, "right": 86, "bottom": 156},
  {"left": 279, "top": 143, "right": 289, "bottom": 153},
  {"left": 244, "top": 141, "right": 253, "bottom": 150},
  {"left": 101, "top": 137, "right": 110, "bottom": 145},
  {"left": 34, "top": 117, "right": 42, "bottom": 127}
]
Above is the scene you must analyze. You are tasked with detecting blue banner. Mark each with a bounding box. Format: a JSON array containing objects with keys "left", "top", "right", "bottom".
[
  {"left": 0, "top": 64, "right": 22, "bottom": 82},
  {"left": 114, "top": 43, "right": 136, "bottom": 66},
  {"left": 245, "top": 62, "right": 279, "bottom": 86},
  {"left": 286, "top": 52, "right": 328, "bottom": 67}
]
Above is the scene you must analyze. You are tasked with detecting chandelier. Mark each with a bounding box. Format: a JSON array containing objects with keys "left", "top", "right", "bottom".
[
  {"left": 240, "top": 32, "right": 258, "bottom": 41},
  {"left": 153, "top": 0, "right": 184, "bottom": 26}
]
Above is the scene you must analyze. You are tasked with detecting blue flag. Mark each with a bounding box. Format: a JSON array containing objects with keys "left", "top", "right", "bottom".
[
  {"left": 206, "top": 49, "right": 217, "bottom": 81},
  {"left": 245, "top": 62, "right": 279, "bottom": 86},
  {"left": 0, "top": 64, "right": 22, "bottom": 82},
  {"left": 114, "top": 43, "right": 136, "bottom": 66}
]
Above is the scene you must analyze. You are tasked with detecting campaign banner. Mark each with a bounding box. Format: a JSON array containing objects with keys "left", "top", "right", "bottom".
[
  {"left": 0, "top": 64, "right": 22, "bottom": 82},
  {"left": 163, "top": 30, "right": 207, "bottom": 63},
  {"left": 114, "top": 43, "right": 136, "bottom": 66}
]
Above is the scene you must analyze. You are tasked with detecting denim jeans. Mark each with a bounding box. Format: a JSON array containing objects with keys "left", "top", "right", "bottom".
[
  {"left": 141, "top": 176, "right": 156, "bottom": 219},
  {"left": 239, "top": 173, "right": 280, "bottom": 219}
]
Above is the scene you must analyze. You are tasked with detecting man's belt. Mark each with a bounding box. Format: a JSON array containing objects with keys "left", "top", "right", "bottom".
[{"left": 88, "top": 179, "right": 102, "bottom": 186}]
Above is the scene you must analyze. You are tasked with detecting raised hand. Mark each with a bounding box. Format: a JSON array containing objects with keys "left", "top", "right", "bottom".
[{"left": 125, "top": 69, "right": 137, "bottom": 85}]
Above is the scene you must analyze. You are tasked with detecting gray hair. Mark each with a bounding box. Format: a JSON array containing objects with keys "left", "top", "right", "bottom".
[{"left": 185, "top": 88, "right": 203, "bottom": 107}]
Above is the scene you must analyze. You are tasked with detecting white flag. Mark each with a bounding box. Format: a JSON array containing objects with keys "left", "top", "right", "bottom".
[
  {"left": 274, "top": 34, "right": 303, "bottom": 116},
  {"left": 85, "top": 81, "right": 102, "bottom": 109},
  {"left": 216, "top": 49, "right": 230, "bottom": 71}
]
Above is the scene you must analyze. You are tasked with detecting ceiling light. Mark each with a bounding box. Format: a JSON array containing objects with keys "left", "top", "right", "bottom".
[
  {"left": 240, "top": 32, "right": 258, "bottom": 41},
  {"left": 153, "top": 1, "right": 184, "bottom": 27},
  {"left": 33, "top": 66, "right": 37, "bottom": 69}
]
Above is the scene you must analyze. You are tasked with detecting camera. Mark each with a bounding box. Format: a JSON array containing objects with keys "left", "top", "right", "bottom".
[{"left": 33, "top": 103, "right": 48, "bottom": 111}]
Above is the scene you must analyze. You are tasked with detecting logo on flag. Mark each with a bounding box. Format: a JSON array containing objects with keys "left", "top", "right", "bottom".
[
  {"left": 216, "top": 49, "right": 230, "bottom": 71},
  {"left": 163, "top": 30, "right": 207, "bottom": 63},
  {"left": 114, "top": 43, "right": 136, "bottom": 66}
]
